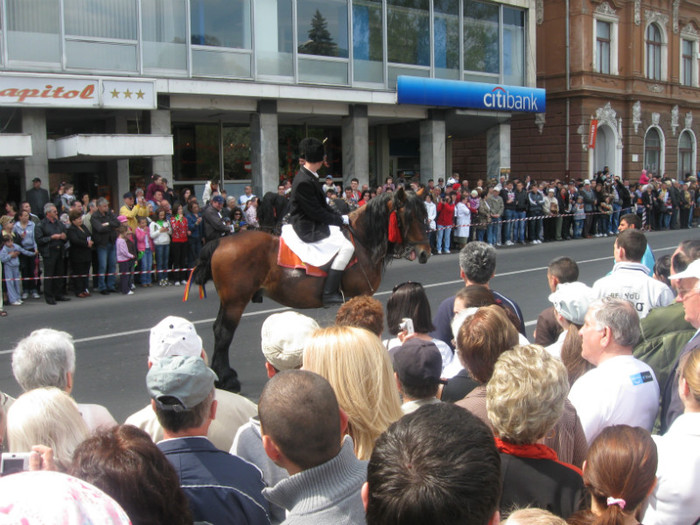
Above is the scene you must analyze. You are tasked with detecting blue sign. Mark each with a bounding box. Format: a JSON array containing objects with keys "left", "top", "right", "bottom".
[{"left": 397, "top": 76, "right": 546, "bottom": 113}]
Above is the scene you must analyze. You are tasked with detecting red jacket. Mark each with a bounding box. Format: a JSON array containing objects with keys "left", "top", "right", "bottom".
[
  {"left": 170, "top": 216, "right": 188, "bottom": 243},
  {"left": 436, "top": 202, "right": 455, "bottom": 226}
]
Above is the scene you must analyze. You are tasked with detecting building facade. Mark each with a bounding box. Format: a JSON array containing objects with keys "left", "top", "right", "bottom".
[
  {"left": 0, "top": 0, "right": 537, "bottom": 205},
  {"left": 510, "top": 0, "right": 700, "bottom": 182}
]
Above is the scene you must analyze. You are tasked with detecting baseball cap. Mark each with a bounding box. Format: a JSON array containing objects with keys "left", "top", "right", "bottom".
[
  {"left": 548, "top": 188, "right": 555, "bottom": 193},
  {"left": 669, "top": 259, "right": 700, "bottom": 281},
  {"left": 32, "top": 177, "right": 41, "bottom": 183},
  {"left": 123, "top": 192, "right": 134, "bottom": 199},
  {"left": 211, "top": 195, "right": 225, "bottom": 204},
  {"left": 149, "top": 316, "right": 203, "bottom": 363},
  {"left": 548, "top": 282, "right": 595, "bottom": 325},
  {"left": 117, "top": 215, "right": 128, "bottom": 223},
  {"left": 325, "top": 175, "right": 333, "bottom": 180},
  {"left": 261, "top": 312, "right": 319, "bottom": 370},
  {"left": 583, "top": 179, "right": 591, "bottom": 185},
  {"left": 392, "top": 339, "right": 446, "bottom": 388},
  {"left": 147, "top": 356, "right": 217, "bottom": 411}
]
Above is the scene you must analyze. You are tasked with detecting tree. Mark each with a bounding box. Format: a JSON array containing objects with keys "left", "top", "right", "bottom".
[{"left": 298, "top": 9, "right": 338, "bottom": 57}]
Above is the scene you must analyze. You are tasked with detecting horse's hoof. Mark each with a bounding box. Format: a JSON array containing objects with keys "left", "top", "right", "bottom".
[{"left": 215, "top": 372, "right": 241, "bottom": 394}]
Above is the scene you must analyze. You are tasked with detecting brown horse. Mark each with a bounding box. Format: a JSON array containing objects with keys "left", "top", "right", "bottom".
[{"left": 191, "top": 187, "right": 431, "bottom": 392}]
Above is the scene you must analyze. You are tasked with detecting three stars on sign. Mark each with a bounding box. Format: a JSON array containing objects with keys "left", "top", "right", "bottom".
[{"left": 109, "top": 88, "right": 146, "bottom": 99}]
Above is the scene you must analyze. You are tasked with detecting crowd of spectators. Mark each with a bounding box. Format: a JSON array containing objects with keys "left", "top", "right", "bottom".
[{"left": 0, "top": 222, "right": 698, "bottom": 524}]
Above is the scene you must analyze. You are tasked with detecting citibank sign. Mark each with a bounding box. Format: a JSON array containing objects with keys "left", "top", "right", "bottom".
[{"left": 397, "top": 76, "right": 546, "bottom": 113}]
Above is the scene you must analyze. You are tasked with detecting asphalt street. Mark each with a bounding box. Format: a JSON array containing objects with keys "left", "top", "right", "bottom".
[{"left": 0, "top": 229, "right": 693, "bottom": 422}]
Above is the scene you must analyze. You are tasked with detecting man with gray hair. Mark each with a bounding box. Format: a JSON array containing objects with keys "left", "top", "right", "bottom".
[
  {"left": 11, "top": 328, "right": 116, "bottom": 431},
  {"left": 150, "top": 356, "right": 270, "bottom": 525},
  {"left": 35, "top": 203, "right": 69, "bottom": 304},
  {"left": 430, "top": 241, "right": 526, "bottom": 348},
  {"left": 569, "top": 297, "right": 659, "bottom": 444},
  {"left": 90, "top": 197, "right": 120, "bottom": 294}
]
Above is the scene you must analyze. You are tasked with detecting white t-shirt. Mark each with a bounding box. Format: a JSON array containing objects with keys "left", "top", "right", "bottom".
[
  {"left": 592, "top": 262, "right": 674, "bottom": 319},
  {"left": 568, "top": 354, "right": 659, "bottom": 444}
]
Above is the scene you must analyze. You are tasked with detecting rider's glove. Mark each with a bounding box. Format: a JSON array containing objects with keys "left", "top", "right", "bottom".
[{"left": 341, "top": 215, "right": 350, "bottom": 225}]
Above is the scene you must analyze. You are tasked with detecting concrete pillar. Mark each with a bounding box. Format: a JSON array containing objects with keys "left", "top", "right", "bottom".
[
  {"left": 21, "top": 109, "right": 49, "bottom": 193},
  {"left": 106, "top": 115, "right": 129, "bottom": 207},
  {"left": 375, "top": 125, "right": 390, "bottom": 186},
  {"left": 486, "top": 122, "right": 511, "bottom": 180},
  {"left": 342, "top": 105, "right": 369, "bottom": 188},
  {"left": 150, "top": 110, "right": 173, "bottom": 181},
  {"left": 250, "top": 100, "right": 279, "bottom": 196},
  {"left": 419, "top": 110, "right": 446, "bottom": 185}
]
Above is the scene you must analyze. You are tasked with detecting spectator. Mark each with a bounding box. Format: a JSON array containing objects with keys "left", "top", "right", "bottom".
[
  {"left": 170, "top": 202, "right": 189, "bottom": 286},
  {"left": 486, "top": 186, "right": 504, "bottom": 246},
  {"left": 424, "top": 193, "right": 437, "bottom": 253},
  {"left": 527, "top": 183, "right": 544, "bottom": 244},
  {"left": 232, "top": 311, "right": 319, "bottom": 524},
  {"left": 616, "top": 213, "right": 655, "bottom": 273},
  {"left": 453, "top": 192, "right": 471, "bottom": 250},
  {"left": 646, "top": 346, "right": 699, "bottom": 523},
  {"left": 335, "top": 295, "right": 385, "bottom": 337},
  {"left": 245, "top": 197, "right": 259, "bottom": 229},
  {"left": 487, "top": 344, "right": 584, "bottom": 519},
  {"left": 36, "top": 203, "right": 70, "bottom": 305},
  {"left": 569, "top": 425, "right": 657, "bottom": 525},
  {"left": 70, "top": 425, "right": 194, "bottom": 525},
  {"left": 260, "top": 370, "right": 366, "bottom": 524},
  {"left": 435, "top": 191, "right": 455, "bottom": 254},
  {"left": 239, "top": 185, "right": 256, "bottom": 207},
  {"left": 592, "top": 229, "right": 674, "bottom": 318},
  {"left": 203, "top": 195, "right": 230, "bottom": 242},
  {"left": 535, "top": 256, "right": 580, "bottom": 346},
  {"left": 115, "top": 224, "right": 135, "bottom": 295},
  {"left": 12, "top": 328, "right": 117, "bottom": 431},
  {"left": 133, "top": 215, "right": 153, "bottom": 287},
  {"left": 148, "top": 355, "right": 270, "bottom": 524},
  {"left": 0, "top": 471, "right": 131, "bottom": 524},
  {"left": 91, "top": 197, "right": 120, "bottom": 295},
  {"left": 364, "top": 403, "right": 501, "bottom": 525},
  {"left": 201, "top": 177, "right": 219, "bottom": 205},
  {"left": 230, "top": 207, "right": 247, "bottom": 232},
  {"left": 392, "top": 338, "right": 444, "bottom": 414},
  {"left": 150, "top": 206, "right": 172, "bottom": 286},
  {"left": 66, "top": 209, "right": 93, "bottom": 298},
  {"left": 119, "top": 191, "right": 149, "bottom": 231},
  {"left": 569, "top": 298, "right": 659, "bottom": 443},
  {"left": 12, "top": 209, "right": 39, "bottom": 300},
  {"left": 384, "top": 281, "right": 455, "bottom": 375},
  {"left": 431, "top": 241, "right": 526, "bottom": 348},
  {"left": 503, "top": 508, "right": 566, "bottom": 525},
  {"left": 303, "top": 326, "right": 402, "bottom": 460},
  {"left": 7, "top": 387, "right": 89, "bottom": 471},
  {"left": 185, "top": 200, "right": 204, "bottom": 267},
  {"left": 25, "top": 177, "right": 50, "bottom": 220},
  {"left": 145, "top": 174, "right": 166, "bottom": 203},
  {"left": 1, "top": 232, "right": 33, "bottom": 305},
  {"left": 126, "top": 316, "right": 257, "bottom": 452}
]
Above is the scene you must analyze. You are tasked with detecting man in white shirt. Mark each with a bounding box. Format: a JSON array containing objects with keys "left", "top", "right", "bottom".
[
  {"left": 592, "top": 228, "right": 674, "bottom": 318},
  {"left": 569, "top": 297, "right": 659, "bottom": 444},
  {"left": 238, "top": 185, "right": 256, "bottom": 206}
]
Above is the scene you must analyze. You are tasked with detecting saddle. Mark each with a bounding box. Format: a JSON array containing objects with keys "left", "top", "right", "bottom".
[{"left": 277, "top": 237, "right": 328, "bottom": 277}]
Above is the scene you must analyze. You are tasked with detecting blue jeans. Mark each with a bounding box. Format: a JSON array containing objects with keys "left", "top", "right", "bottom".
[
  {"left": 611, "top": 203, "right": 621, "bottom": 232},
  {"left": 487, "top": 220, "right": 500, "bottom": 245},
  {"left": 476, "top": 228, "right": 486, "bottom": 242},
  {"left": 503, "top": 209, "right": 515, "bottom": 242},
  {"left": 514, "top": 211, "right": 526, "bottom": 242},
  {"left": 436, "top": 226, "right": 452, "bottom": 253},
  {"left": 139, "top": 248, "right": 153, "bottom": 285},
  {"left": 96, "top": 245, "right": 116, "bottom": 291},
  {"left": 155, "top": 244, "right": 170, "bottom": 281},
  {"left": 574, "top": 219, "right": 584, "bottom": 238},
  {"left": 662, "top": 212, "right": 671, "bottom": 229}
]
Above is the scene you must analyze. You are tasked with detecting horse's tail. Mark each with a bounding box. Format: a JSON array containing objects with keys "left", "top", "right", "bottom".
[{"left": 192, "top": 238, "right": 222, "bottom": 285}]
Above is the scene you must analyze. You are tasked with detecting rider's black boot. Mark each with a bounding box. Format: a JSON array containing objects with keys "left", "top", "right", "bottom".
[{"left": 322, "top": 269, "right": 344, "bottom": 306}]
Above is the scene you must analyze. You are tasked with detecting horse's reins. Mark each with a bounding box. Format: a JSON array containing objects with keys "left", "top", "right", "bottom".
[{"left": 344, "top": 223, "right": 376, "bottom": 294}]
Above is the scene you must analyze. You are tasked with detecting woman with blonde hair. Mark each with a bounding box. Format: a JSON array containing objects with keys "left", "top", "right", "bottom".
[
  {"left": 303, "top": 326, "right": 402, "bottom": 460},
  {"left": 7, "top": 387, "right": 90, "bottom": 471}
]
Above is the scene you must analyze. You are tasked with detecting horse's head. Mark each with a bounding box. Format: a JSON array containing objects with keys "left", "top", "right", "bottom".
[{"left": 391, "top": 187, "right": 431, "bottom": 264}]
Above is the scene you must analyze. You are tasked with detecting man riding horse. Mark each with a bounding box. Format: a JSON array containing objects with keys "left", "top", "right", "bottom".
[{"left": 284, "top": 137, "right": 354, "bottom": 306}]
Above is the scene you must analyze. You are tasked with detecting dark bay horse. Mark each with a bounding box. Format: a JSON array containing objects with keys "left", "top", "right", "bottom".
[{"left": 191, "top": 187, "right": 431, "bottom": 392}]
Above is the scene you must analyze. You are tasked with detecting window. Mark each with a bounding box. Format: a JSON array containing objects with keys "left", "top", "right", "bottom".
[
  {"left": 64, "top": 0, "right": 137, "bottom": 40},
  {"left": 646, "top": 23, "right": 662, "bottom": 80},
  {"left": 678, "top": 130, "right": 695, "bottom": 178},
  {"left": 6, "top": 0, "right": 60, "bottom": 63},
  {"left": 463, "top": 0, "right": 499, "bottom": 76},
  {"left": 596, "top": 21, "right": 610, "bottom": 74},
  {"left": 255, "top": 0, "right": 293, "bottom": 77},
  {"left": 297, "top": 0, "right": 348, "bottom": 58},
  {"left": 387, "top": 0, "right": 430, "bottom": 67},
  {"left": 353, "top": 0, "right": 383, "bottom": 83},
  {"left": 644, "top": 127, "right": 662, "bottom": 175},
  {"left": 142, "top": 0, "right": 188, "bottom": 72},
  {"left": 503, "top": 7, "right": 524, "bottom": 85},
  {"left": 190, "top": 0, "right": 251, "bottom": 49},
  {"left": 681, "top": 38, "right": 698, "bottom": 87},
  {"left": 434, "top": 0, "right": 460, "bottom": 79}
]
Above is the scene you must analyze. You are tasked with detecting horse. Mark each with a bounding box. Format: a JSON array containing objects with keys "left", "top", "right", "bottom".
[{"left": 191, "top": 187, "right": 431, "bottom": 392}]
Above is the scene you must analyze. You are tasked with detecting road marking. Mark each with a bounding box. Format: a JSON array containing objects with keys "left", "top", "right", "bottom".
[{"left": 0, "top": 244, "right": 677, "bottom": 354}]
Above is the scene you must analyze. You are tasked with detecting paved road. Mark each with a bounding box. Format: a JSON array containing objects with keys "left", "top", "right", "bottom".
[{"left": 0, "top": 230, "right": 692, "bottom": 422}]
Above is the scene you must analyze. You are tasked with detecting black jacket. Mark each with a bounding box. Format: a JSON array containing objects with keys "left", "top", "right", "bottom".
[
  {"left": 202, "top": 205, "right": 230, "bottom": 242},
  {"left": 90, "top": 210, "right": 120, "bottom": 247},
  {"left": 35, "top": 217, "right": 66, "bottom": 258},
  {"left": 288, "top": 167, "right": 343, "bottom": 243},
  {"left": 514, "top": 189, "right": 529, "bottom": 212},
  {"left": 67, "top": 224, "right": 93, "bottom": 264},
  {"left": 26, "top": 187, "right": 50, "bottom": 219}
]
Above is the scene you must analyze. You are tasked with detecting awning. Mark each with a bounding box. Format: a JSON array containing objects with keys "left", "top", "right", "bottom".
[
  {"left": 0, "top": 134, "right": 32, "bottom": 158},
  {"left": 48, "top": 134, "right": 173, "bottom": 160}
]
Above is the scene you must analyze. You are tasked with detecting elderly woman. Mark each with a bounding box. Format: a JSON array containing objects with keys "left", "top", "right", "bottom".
[
  {"left": 303, "top": 326, "right": 403, "bottom": 460},
  {"left": 644, "top": 346, "right": 700, "bottom": 524},
  {"left": 66, "top": 209, "right": 94, "bottom": 298},
  {"left": 7, "top": 387, "right": 89, "bottom": 471},
  {"left": 487, "top": 344, "right": 585, "bottom": 519}
]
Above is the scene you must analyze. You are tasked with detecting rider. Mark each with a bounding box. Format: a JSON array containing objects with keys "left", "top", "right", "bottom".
[{"left": 288, "top": 137, "right": 354, "bottom": 305}]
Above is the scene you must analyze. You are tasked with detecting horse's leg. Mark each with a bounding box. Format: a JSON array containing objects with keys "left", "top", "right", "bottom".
[{"left": 211, "top": 303, "right": 243, "bottom": 393}]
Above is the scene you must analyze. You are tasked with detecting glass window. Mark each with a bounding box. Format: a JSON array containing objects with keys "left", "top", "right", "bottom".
[
  {"left": 6, "top": 0, "right": 60, "bottom": 63},
  {"left": 596, "top": 21, "right": 610, "bottom": 74},
  {"left": 503, "top": 6, "right": 524, "bottom": 85},
  {"left": 297, "top": 0, "right": 349, "bottom": 58},
  {"left": 644, "top": 128, "right": 661, "bottom": 175},
  {"left": 387, "top": 0, "right": 430, "bottom": 67},
  {"left": 64, "top": 0, "right": 137, "bottom": 40},
  {"left": 682, "top": 39, "right": 693, "bottom": 86},
  {"left": 679, "top": 130, "right": 694, "bottom": 178},
  {"left": 353, "top": 0, "right": 383, "bottom": 83},
  {"left": 646, "top": 23, "right": 661, "bottom": 80},
  {"left": 191, "top": 0, "right": 251, "bottom": 49},
  {"left": 463, "top": 0, "right": 499, "bottom": 75},
  {"left": 223, "top": 126, "right": 251, "bottom": 180},
  {"left": 142, "top": 0, "right": 188, "bottom": 71},
  {"left": 255, "top": 0, "right": 293, "bottom": 76},
  {"left": 434, "top": 0, "right": 460, "bottom": 79}
]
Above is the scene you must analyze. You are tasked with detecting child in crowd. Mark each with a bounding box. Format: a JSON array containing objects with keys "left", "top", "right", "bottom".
[
  {"left": 134, "top": 216, "right": 153, "bottom": 287},
  {"left": 0, "top": 233, "right": 34, "bottom": 305},
  {"left": 573, "top": 196, "right": 585, "bottom": 238},
  {"left": 115, "top": 225, "right": 135, "bottom": 295},
  {"left": 60, "top": 184, "right": 76, "bottom": 212}
]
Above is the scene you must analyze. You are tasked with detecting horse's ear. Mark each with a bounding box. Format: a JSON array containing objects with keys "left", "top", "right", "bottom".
[{"left": 395, "top": 186, "right": 407, "bottom": 203}]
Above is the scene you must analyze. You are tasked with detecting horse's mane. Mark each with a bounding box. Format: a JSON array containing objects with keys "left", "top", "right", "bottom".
[{"left": 351, "top": 189, "right": 427, "bottom": 267}]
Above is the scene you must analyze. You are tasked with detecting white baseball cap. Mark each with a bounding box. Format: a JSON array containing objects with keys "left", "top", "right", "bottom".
[
  {"left": 670, "top": 259, "right": 700, "bottom": 281},
  {"left": 548, "top": 282, "right": 596, "bottom": 325},
  {"left": 149, "top": 316, "right": 203, "bottom": 363},
  {"left": 261, "top": 312, "right": 320, "bottom": 370}
]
